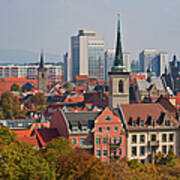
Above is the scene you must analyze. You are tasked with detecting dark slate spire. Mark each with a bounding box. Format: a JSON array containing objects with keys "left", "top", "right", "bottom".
[
  {"left": 112, "top": 13, "right": 125, "bottom": 72},
  {"left": 173, "top": 55, "right": 177, "bottom": 67},
  {"left": 40, "top": 50, "right": 44, "bottom": 68}
]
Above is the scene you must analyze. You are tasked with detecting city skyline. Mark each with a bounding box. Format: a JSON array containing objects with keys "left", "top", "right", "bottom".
[{"left": 0, "top": 0, "right": 180, "bottom": 61}]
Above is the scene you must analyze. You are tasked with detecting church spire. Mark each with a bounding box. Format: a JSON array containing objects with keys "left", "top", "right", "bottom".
[
  {"left": 40, "top": 50, "right": 44, "bottom": 68},
  {"left": 112, "top": 13, "right": 125, "bottom": 72}
]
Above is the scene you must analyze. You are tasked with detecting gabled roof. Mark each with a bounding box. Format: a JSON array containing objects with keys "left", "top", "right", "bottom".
[
  {"left": 18, "top": 136, "right": 39, "bottom": 147},
  {"left": 136, "top": 78, "right": 165, "bottom": 92},
  {"left": 35, "top": 128, "right": 60, "bottom": 147},
  {"left": 121, "top": 103, "right": 179, "bottom": 129}
]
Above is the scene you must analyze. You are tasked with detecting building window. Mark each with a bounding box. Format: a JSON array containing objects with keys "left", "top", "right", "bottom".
[
  {"left": 103, "top": 137, "right": 108, "bottom": 144},
  {"left": 72, "top": 138, "right": 77, "bottom": 145},
  {"left": 113, "top": 149, "right": 116, "bottom": 156},
  {"left": 169, "top": 145, "right": 174, "bottom": 151},
  {"left": 140, "top": 121, "right": 144, "bottom": 128},
  {"left": 162, "top": 134, "right": 167, "bottom": 142},
  {"left": 98, "top": 127, "right": 102, "bottom": 132},
  {"left": 140, "top": 135, "right": 145, "bottom": 143},
  {"left": 113, "top": 136, "right": 117, "bottom": 144},
  {"left": 132, "top": 147, "right": 137, "bottom": 156},
  {"left": 151, "top": 146, "right": 156, "bottom": 154},
  {"left": 162, "top": 146, "right": 167, "bottom": 154},
  {"left": 96, "top": 150, "right": 101, "bottom": 157},
  {"left": 140, "top": 146, "right": 145, "bottom": 156},
  {"left": 114, "top": 126, "right": 118, "bottom": 132},
  {"left": 105, "top": 115, "right": 112, "bottom": 121},
  {"left": 132, "top": 135, "right": 137, "bottom": 143},
  {"left": 96, "top": 137, "right": 101, "bottom": 145},
  {"left": 132, "top": 121, "right": 136, "bottom": 128},
  {"left": 151, "top": 134, "right": 156, "bottom": 142},
  {"left": 119, "top": 148, "right": 122, "bottom": 156},
  {"left": 80, "top": 138, "right": 86, "bottom": 145},
  {"left": 119, "top": 136, "right": 122, "bottom": 144},
  {"left": 106, "top": 126, "right": 110, "bottom": 132},
  {"left": 119, "top": 80, "right": 123, "bottom": 93},
  {"left": 169, "top": 134, "right": 174, "bottom": 142},
  {"left": 103, "top": 150, "right": 108, "bottom": 157}
]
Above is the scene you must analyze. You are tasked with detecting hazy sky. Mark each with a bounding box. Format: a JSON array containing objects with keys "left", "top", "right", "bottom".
[{"left": 0, "top": 0, "right": 180, "bottom": 60}]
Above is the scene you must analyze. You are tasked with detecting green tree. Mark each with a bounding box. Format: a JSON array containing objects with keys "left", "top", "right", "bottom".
[
  {"left": 0, "top": 91, "right": 14, "bottom": 119},
  {"left": 10, "top": 83, "right": 21, "bottom": 92},
  {"left": 63, "top": 82, "right": 73, "bottom": 91},
  {"left": 0, "top": 141, "right": 54, "bottom": 180},
  {"left": 0, "top": 126, "right": 17, "bottom": 145},
  {"left": 42, "top": 137, "right": 73, "bottom": 169},
  {"left": 0, "top": 91, "right": 24, "bottom": 119},
  {"left": 30, "top": 93, "right": 46, "bottom": 106}
]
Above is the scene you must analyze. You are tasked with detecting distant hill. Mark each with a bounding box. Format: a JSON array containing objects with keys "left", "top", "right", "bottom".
[{"left": 0, "top": 49, "right": 62, "bottom": 64}]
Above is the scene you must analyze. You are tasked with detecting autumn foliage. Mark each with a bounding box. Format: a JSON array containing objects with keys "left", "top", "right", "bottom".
[{"left": 0, "top": 127, "right": 180, "bottom": 179}]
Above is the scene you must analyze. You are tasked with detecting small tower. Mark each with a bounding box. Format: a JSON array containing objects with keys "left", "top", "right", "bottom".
[
  {"left": 108, "top": 14, "right": 130, "bottom": 108},
  {"left": 38, "top": 51, "right": 48, "bottom": 93}
]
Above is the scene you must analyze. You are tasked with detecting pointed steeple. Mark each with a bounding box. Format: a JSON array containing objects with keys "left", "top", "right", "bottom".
[
  {"left": 40, "top": 50, "right": 44, "bottom": 68},
  {"left": 112, "top": 13, "right": 125, "bottom": 72}
]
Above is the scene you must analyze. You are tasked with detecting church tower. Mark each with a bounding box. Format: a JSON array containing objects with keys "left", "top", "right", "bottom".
[
  {"left": 109, "top": 14, "right": 130, "bottom": 108},
  {"left": 38, "top": 51, "right": 48, "bottom": 93}
]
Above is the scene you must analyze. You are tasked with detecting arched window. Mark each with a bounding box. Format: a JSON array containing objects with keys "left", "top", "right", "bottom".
[{"left": 119, "top": 80, "right": 123, "bottom": 93}]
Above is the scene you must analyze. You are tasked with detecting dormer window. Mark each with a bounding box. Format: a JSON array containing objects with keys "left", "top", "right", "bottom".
[
  {"left": 105, "top": 115, "right": 112, "bottom": 121},
  {"left": 140, "top": 121, "right": 144, "bottom": 128},
  {"left": 165, "top": 120, "right": 171, "bottom": 126},
  {"left": 132, "top": 121, "right": 136, "bottom": 128}
]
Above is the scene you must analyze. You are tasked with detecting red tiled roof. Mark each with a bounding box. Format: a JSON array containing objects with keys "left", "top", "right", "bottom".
[
  {"left": 121, "top": 103, "right": 179, "bottom": 128},
  {"left": 18, "top": 136, "right": 38, "bottom": 147},
  {"left": 35, "top": 128, "right": 60, "bottom": 147},
  {"left": 75, "top": 75, "right": 88, "bottom": 81},
  {"left": 64, "top": 96, "right": 84, "bottom": 103},
  {"left": 0, "top": 78, "right": 37, "bottom": 92},
  {"left": 130, "top": 75, "right": 146, "bottom": 84}
]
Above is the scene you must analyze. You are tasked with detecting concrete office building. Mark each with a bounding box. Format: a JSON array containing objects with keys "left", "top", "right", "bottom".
[
  {"left": 0, "top": 64, "right": 62, "bottom": 83},
  {"left": 64, "top": 52, "right": 72, "bottom": 82},
  {"left": 139, "top": 49, "right": 157, "bottom": 72},
  {"left": 105, "top": 49, "right": 131, "bottom": 81},
  {"left": 152, "top": 52, "right": 169, "bottom": 76},
  {"left": 71, "top": 30, "right": 104, "bottom": 81}
]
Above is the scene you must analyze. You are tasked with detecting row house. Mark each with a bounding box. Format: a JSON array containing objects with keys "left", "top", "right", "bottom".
[
  {"left": 119, "top": 103, "right": 180, "bottom": 164},
  {"left": 50, "top": 108, "right": 126, "bottom": 162},
  {"left": 94, "top": 107, "right": 126, "bottom": 162}
]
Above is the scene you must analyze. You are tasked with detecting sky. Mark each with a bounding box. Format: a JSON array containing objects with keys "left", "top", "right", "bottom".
[{"left": 0, "top": 0, "right": 180, "bottom": 61}]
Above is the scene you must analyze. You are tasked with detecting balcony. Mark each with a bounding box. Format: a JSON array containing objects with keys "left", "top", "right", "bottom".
[
  {"left": 80, "top": 144, "right": 93, "bottom": 149},
  {"left": 148, "top": 140, "right": 159, "bottom": 147},
  {"left": 109, "top": 143, "right": 120, "bottom": 148}
]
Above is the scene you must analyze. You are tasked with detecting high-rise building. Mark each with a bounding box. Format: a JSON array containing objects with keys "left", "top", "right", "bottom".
[
  {"left": 105, "top": 49, "right": 131, "bottom": 81},
  {"left": 139, "top": 49, "right": 157, "bottom": 72},
  {"left": 37, "top": 52, "right": 48, "bottom": 93},
  {"left": 109, "top": 14, "right": 130, "bottom": 108},
  {"left": 64, "top": 52, "right": 72, "bottom": 82},
  {"left": 151, "top": 52, "right": 169, "bottom": 76},
  {"left": 71, "top": 30, "right": 104, "bottom": 81}
]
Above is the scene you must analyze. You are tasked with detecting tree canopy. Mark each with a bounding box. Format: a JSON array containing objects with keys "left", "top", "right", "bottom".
[
  {"left": 10, "top": 83, "right": 21, "bottom": 92},
  {"left": 30, "top": 93, "right": 46, "bottom": 106},
  {"left": 0, "top": 91, "right": 25, "bottom": 119}
]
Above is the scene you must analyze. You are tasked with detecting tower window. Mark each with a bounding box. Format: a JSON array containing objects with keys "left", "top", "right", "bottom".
[
  {"left": 119, "top": 80, "right": 123, "bottom": 93},
  {"left": 42, "top": 73, "right": 44, "bottom": 78}
]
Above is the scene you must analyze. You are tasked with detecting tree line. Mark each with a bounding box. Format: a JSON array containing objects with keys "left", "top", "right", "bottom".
[{"left": 0, "top": 126, "right": 180, "bottom": 179}]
